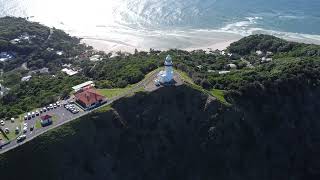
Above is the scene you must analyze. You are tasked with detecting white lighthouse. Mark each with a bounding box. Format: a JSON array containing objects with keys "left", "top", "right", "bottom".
[{"left": 155, "top": 55, "right": 174, "bottom": 85}]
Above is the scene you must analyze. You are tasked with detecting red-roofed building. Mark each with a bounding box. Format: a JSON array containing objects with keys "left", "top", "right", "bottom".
[
  {"left": 40, "top": 115, "right": 52, "bottom": 127},
  {"left": 75, "top": 87, "right": 106, "bottom": 110}
]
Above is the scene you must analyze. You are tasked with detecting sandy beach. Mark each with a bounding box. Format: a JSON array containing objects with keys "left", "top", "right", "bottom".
[{"left": 80, "top": 30, "right": 243, "bottom": 53}]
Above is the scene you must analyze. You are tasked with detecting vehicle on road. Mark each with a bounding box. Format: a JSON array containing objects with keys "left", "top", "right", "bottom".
[{"left": 17, "top": 135, "right": 26, "bottom": 142}]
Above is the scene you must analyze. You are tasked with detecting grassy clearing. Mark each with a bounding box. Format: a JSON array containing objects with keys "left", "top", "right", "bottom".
[
  {"left": 174, "top": 68, "right": 195, "bottom": 85},
  {"left": 98, "top": 87, "right": 131, "bottom": 98},
  {"left": 35, "top": 120, "right": 42, "bottom": 129},
  {"left": 6, "top": 130, "right": 18, "bottom": 140},
  {"left": 210, "top": 89, "right": 229, "bottom": 105}
]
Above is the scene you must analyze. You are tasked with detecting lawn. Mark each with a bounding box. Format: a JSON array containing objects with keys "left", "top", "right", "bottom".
[
  {"left": 0, "top": 127, "right": 19, "bottom": 141},
  {"left": 98, "top": 87, "right": 131, "bottom": 98},
  {"left": 174, "top": 68, "right": 195, "bottom": 85},
  {"left": 210, "top": 89, "right": 229, "bottom": 105},
  {"left": 6, "top": 130, "right": 18, "bottom": 140}
]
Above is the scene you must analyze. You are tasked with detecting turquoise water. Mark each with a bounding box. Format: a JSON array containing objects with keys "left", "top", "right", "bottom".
[{"left": 1, "top": 0, "right": 320, "bottom": 51}]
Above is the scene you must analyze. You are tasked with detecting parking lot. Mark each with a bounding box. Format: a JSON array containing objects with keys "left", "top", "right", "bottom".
[{"left": 1, "top": 101, "right": 85, "bottom": 147}]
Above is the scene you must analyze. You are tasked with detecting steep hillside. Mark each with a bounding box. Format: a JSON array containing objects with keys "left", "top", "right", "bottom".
[{"left": 1, "top": 83, "right": 320, "bottom": 180}]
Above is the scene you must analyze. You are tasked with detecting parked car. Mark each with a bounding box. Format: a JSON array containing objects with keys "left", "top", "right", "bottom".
[
  {"left": 72, "top": 110, "right": 79, "bottom": 114},
  {"left": 53, "top": 105, "right": 57, "bottom": 109},
  {"left": 15, "top": 127, "right": 20, "bottom": 134},
  {"left": 0, "top": 120, "right": 5, "bottom": 126},
  {"left": 31, "top": 112, "right": 35, "bottom": 118},
  {"left": 30, "top": 126, "right": 34, "bottom": 131},
  {"left": 4, "top": 128, "right": 9, "bottom": 134},
  {"left": 24, "top": 116, "right": 28, "bottom": 121},
  {"left": 40, "top": 109, "right": 43, "bottom": 113},
  {"left": 23, "top": 126, "right": 28, "bottom": 133},
  {"left": 17, "top": 135, "right": 26, "bottom": 142},
  {"left": 11, "top": 118, "right": 15, "bottom": 123},
  {"left": 43, "top": 108, "right": 47, "bottom": 112},
  {"left": 36, "top": 111, "right": 40, "bottom": 116}
]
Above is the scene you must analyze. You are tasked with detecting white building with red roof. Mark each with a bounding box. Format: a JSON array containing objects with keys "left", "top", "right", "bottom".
[{"left": 75, "top": 87, "right": 106, "bottom": 110}]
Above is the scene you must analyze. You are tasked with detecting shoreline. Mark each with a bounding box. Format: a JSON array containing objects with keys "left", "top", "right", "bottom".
[{"left": 80, "top": 35, "right": 242, "bottom": 54}]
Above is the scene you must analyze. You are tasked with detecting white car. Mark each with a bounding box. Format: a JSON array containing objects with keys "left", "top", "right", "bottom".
[
  {"left": 0, "top": 120, "right": 5, "bottom": 126},
  {"left": 23, "top": 126, "right": 28, "bottom": 133},
  {"left": 31, "top": 112, "right": 35, "bottom": 117},
  {"left": 24, "top": 123, "right": 28, "bottom": 127},
  {"left": 11, "top": 118, "right": 15, "bottom": 123},
  {"left": 15, "top": 127, "right": 20, "bottom": 134},
  {"left": 17, "top": 135, "right": 26, "bottom": 142},
  {"left": 36, "top": 111, "right": 40, "bottom": 116}
]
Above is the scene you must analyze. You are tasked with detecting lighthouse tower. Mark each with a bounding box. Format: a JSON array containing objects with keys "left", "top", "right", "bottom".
[
  {"left": 163, "top": 55, "right": 173, "bottom": 82},
  {"left": 155, "top": 55, "right": 174, "bottom": 86}
]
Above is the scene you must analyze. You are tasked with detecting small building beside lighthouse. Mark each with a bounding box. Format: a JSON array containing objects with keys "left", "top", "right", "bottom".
[{"left": 155, "top": 55, "right": 174, "bottom": 86}]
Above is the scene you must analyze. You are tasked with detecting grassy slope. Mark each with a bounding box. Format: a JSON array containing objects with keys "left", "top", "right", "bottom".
[{"left": 175, "top": 68, "right": 230, "bottom": 105}]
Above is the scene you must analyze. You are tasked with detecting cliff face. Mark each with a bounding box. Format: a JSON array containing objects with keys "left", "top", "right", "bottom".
[{"left": 0, "top": 85, "right": 320, "bottom": 180}]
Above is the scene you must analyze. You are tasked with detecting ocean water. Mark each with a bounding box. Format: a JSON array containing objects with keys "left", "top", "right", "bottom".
[{"left": 1, "top": 0, "right": 320, "bottom": 52}]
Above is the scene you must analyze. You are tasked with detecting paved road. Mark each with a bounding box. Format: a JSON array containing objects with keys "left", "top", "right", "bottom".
[{"left": 0, "top": 69, "right": 162, "bottom": 155}]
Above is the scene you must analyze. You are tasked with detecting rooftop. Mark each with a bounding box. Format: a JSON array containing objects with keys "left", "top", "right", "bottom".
[
  {"left": 41, "top": 115, "right": 52, "bottom": 120},
  {"left": 61, "top": 68, "right": 78, "bottom": 76},
  {"left": 21, "top": 75, "right": 32, "bottom": 82},
  {"left": 75, "top": 88, "right": 105, "bottom": 106},
  {"left": 72, "top": 81, "right": 94, "bottom": 91}
]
